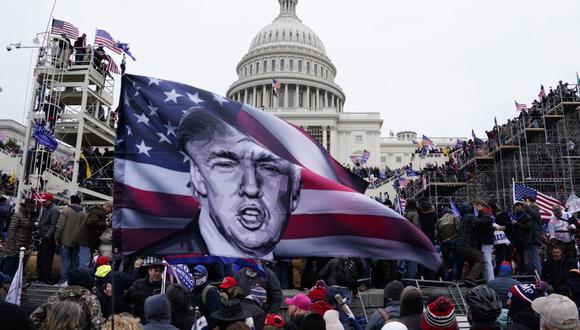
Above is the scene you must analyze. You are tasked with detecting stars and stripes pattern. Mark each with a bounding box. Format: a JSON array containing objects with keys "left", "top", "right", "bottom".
[
  {"left": 95, "top": 29, "right": 122, "bottom": 54},
  {"left": 51, "top": 19, "right": 79, "bottom": 39},
  {"left": 513, "top": 182, "right": 564, "bottom": 221},
  {"left": 422, "top": 134, "right": 433, "bottom": 146},
  {"left": 103, "top": 54, "right": 120, "bottom": 74},
  {"left": 515, "top": 100, "right": 528, "bottom": 112},
  {"left": 272, "top": 79, "right": 281, "bottom": 97},
  {"left": 114, "top": 74, "right": 439, "bottom": 269}
]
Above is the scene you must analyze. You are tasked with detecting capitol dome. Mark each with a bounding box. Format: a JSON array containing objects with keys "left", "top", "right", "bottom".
[{"left": 227, "top": 0, "right": 345, "bottom": 113}]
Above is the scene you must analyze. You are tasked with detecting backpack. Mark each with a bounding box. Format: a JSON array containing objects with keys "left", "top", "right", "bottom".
[
  {"left": 335, "top": 258, "right": 357, "bottom": 287},
  {"left": 202, "top": 285, "right": 229, "bottom": 305}
]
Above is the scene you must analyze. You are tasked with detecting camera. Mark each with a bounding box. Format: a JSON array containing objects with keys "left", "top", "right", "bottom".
[{"left": 6, "top": 45, "right": 12, "bottom": 51}]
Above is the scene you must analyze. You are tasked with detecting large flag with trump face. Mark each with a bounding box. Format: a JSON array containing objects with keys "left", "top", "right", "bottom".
[{"left": 114, "top": 74, "right": 439, "bottom": 269}]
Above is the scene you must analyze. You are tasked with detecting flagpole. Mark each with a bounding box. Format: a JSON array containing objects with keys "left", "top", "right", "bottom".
[{"left": 41, "top": 0, "right": 58, "bottom": 48}]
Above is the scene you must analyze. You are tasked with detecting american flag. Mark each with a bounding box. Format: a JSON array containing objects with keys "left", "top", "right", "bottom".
[
  {"left": 51, "top": 19, "right": 78, "bottom": 39},
  {"left": 103, "top": 54, "right": 120, "bottom": 75},
  {"left": 422, "top": 134, "right": 433, "bottom": 146},
  {"left": 272, "top": 79, "right": 281, "bottom": 97},
  {"left": 538, "top": 85, "right": 546, "bottom": 99},
  {"left": 95, "top": 29, "right": 122, "bottom": 54},
  {"left": 515, "top": 100, "right": 528, "bottom": 112},
  {"left": 113, "top": 74, "right": 439, "bottom": 269},
  {"left": 395, "top": 197, "right": 407, "bottom": 214},
  {"left": 513, "top": 182, "right": 564, "bottom": 221}
]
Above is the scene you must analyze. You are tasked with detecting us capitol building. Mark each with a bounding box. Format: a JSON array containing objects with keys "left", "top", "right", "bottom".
[{"left": 226, "top": 0, "right": 461, "bottom": 169}]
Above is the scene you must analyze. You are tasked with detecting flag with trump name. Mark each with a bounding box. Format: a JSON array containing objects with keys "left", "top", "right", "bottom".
[{"left": 114, "top": 74, "right": 440, "bottom": 269}]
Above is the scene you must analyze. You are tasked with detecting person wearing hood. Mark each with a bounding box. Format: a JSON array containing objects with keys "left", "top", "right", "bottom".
[
  {"left": 365, "top": 280, "right": 404, "bottom": 330},
  {"left": 455, "top": 203, "right": 484, "bottom": 286},
  {"left": 235, "top": 266, "right": 282, "bottom": 314},
  {"left": 236, "top": 285, "right": 267, "bottom": 330},
  {"left": 55, "top": 195, "right": 86, "bottom": 284},
  {"left": 30, "top": 268, "right": 104, "bottom": 330},
  {"left": 487, "top": 262, "right": 521, "bottom": 308},
  {"left": 505, "top": 284, "right": 545, "bottom": 330},
  {"left": 190, "top": 265, "right": 222, "bottom": 329},
  {"left": 94, "top": 256, "right": 142, "bottom": 318},
  {"left": 417, "top": 199, "right": 438, "bottom": 280},
  {"left": 473, "top": 200, "right": 495, "bottom": 282},
  {"left": 403, "top": 199, "right": 420, "bottom": 279},
  {"left": 523, "top": 196, "right": 543, "bottom": 275},
  {"left": 510, "top": 202, "right": 534, "bottom": 275},
  {"left": 383, "top": 286, "right": 423, "bottom": 330},
  {"left": 143, "top": 294, "right": 179, "bottom": 330},
  {"left": 124, "top": 262, "right": 165, "bottom": 322},
  {"left": 435, "top": 207, "right": 460, "bottom": 281}
]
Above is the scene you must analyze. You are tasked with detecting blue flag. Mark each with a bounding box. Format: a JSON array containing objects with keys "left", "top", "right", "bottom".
[
  {"left": 33, "top": 122, "right": 58, "bottom": 152},
  {"left": 168, "top": 264, "right": 194, "bottom": 290},
  {"left": 117, "top": 43, "right": 136, "bottom": 61}
]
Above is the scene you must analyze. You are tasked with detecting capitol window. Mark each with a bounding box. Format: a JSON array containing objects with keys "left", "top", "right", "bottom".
[
  {"left": 264, "top": 60, "right": 267, "bottom": 72},
  {"left": 381, "top": 156, "right": 387, "bottom": 163},
  {"left": 272, "top": 59, "right": 276, "bottom": 71},
  {"left": 289, "top": 30, "right": 293, "bottom": 38},
  {"left": 396, "top": 156, "right": 402, "bottom": 163},
  {"left": 244, "top": 66, "right": 247, "bottom": 77},
  {"left": 250, "top": 64, "right": 253, "bottom": 75},
  {"left": 282, "top": 30, "right": 285, "bottom": 38},
  {"left": 355, "top": 135, "right": 363, "bottom": 144},
  {"left": 256, "top": 62, "right": 260, "bottom": 73},
  {"left": 289, "top": 59, "right": 293, "bottom": 71},
  {"left": 314, "top": 64, "right": 318, "bottom": 76},
  {"left": 306, "top": 62, "right": 310, "bottom": 74},
  {"left": 298, "top": 60, "right": 302, "bottom": 72},
  {"left": 280, "top": 59, "right": 285, "bottom": 71}
]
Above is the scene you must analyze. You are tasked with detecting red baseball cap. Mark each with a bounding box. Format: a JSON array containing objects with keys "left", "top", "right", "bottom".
[
  {"left": 219, "top": 276, "right": 237, "bottom": 289},
  {"left": 37, "top": 192, "right": 54, "bottom": 202},
  {"left": 265, "top": 314, "right": 285, "bottom": 328},
  {"left": 96, "top": 256, "right": 110, "bottom": 267}
]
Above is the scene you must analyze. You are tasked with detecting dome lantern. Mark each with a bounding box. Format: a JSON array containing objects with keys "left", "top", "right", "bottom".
[{"left": 278, "top": 0, "right": 298, "bottom": 18}]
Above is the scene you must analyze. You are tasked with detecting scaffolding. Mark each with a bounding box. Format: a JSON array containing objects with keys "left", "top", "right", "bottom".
[
  {"left": 406, "top": 82, "right": 580, "bottom": 209},
  {"left": 15, "top": 36, "right": 116, "bottom": 208}
]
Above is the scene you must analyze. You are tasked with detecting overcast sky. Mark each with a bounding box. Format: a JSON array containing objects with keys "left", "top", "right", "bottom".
[{"left": 1, "top": 0, "right": 579, "bottom": 138}]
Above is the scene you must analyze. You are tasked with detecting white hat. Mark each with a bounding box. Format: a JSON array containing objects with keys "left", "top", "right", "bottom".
[
  {"left": 381, "top": 321, "right": 408, "bottom": 330},
  {"left": 531, "top": 294, "right": 579, "bottom": 329}
]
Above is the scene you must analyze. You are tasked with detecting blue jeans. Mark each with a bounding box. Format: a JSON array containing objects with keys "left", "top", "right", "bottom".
[
  {"left": 326, "top": 286, "right": 352, "bottom": 326},
  {"left": 78, "top": 245, "right": 92, "bottom": 269},
  {"left": 60, "top": 245, "right": 79, "bottom": 283},
  {"left": 529, "top": 245, "right": 542, "bottom": 276}
]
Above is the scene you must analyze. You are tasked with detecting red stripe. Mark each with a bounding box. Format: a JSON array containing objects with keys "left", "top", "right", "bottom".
[
  {"left": 114, "top": 183, "right": 199, "bottom": 218},
  {"left": 283, "top": 214, "right": 435, "bottom": 252},
  {"left": 300, "top": 167, "right": 354, "bottom": 192}
]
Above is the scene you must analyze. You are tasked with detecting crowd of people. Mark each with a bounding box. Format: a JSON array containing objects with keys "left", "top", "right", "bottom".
[{"left": 0, "top": 187, "right": 577, "bottom": 329}]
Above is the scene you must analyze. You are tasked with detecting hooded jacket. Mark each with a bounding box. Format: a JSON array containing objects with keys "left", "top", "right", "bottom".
[
  {"left": 124, "top": 276, "right": 163, "bottom": 322},
  {"left": 74, "top": 205, "right": 108, "bottom": 248},
  {"left": 417, "top": 200, "right": 437, "bottom": 241},
  {"left": 390, "top": 286, "right": 423, "bottom": 330},
  {"left": 143, "top": 294, "right": 179, "bottom": 330},
  {"left": 5, "top": 210, "right": 34, "bottom": 256},
  {"left": 55, "top": 204, "right": 86, "bottom": 247},
  {"left": 39, "top": 202, "right": 60, "bottom": 240}
]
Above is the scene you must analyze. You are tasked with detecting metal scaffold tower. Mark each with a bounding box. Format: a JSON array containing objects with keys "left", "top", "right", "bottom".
[{"left": 15, "top": 35, "right": 116, "bottom": 207}]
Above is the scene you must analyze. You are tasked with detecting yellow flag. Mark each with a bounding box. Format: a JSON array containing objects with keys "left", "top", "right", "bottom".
[
  {"left": 79, "top": 154, "right": 92, "bottom": 179},
  {"left": 8, "top": 171, "right": 16, "bottom": 184}
]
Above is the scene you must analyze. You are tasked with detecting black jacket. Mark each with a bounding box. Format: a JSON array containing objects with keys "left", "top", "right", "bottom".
[
  {"left": 525, "top": 205, "right": 542, "bottom": 245},
  {"left": 507, "top": 305, "right": 540, "bottom": 330},
  {"left": 474, "top": 210, "right": 495, "bottom": 246},
  {"left": 510, "top": 212, "right": 533, "bottom": 248},
  {"left": 190, "top": 283, "right": 222, "bottom": 329},
  {"left": 541, "top": 257, "right": 577, "bottom": 288},
  {"left": 39, "top": 203, "right": 60, "bottom": 239},
  {"left": 235, "top": 267, "right": 282, "bottom": 313},
  {"left": 96, "top": 268, "right": 140, "bottom": 318},
  {"left": 124, "top": 276, "right": 163, "bottom": 322},
  {"left": 455, "top": 204, "right": 477, "bottom": 248}
]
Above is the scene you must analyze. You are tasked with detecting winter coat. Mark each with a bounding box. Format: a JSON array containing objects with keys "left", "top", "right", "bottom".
[
  {"left": 95, "top": 266, "right": 140, "bottom": 318},
  {"left": 525, "top": 205, "right": 542, "bottom": 245},
  {"left": 75, "top": 205, "right": 108, "bottom": 248},
  {"left": 124, "top": 276, "right": 163, "bottom": 322},
  {"left": 541, "top": 257, "right": 577, "bottom": 289},
  {"left": 365, "top": 300, "right": 401, "bottom": 330},
  {"left": 474, "top": 208, "right": 495, "bottom": 246},
  {"left": 190, "top": 282, "right": 222, "bottom": 329},
  {"left": 55, "top": 204, "right": 85, "bottom": 247},
  {"left": 404, "top": 209, "right": 420, "bottom": 229},
  {"left": 0, "top": 300, "right": 32, "bottom": 330},
  {"left": 143, "top": 294, "right": 179, "bottom": 330},
  {"left": 455, "top": 204, "right": 477, "bottom": 248},
  {"left": 38, "top": 202, "right": 60, "bottom": 240},
  {"left": 171, "top": 311, "right": 194, "bottom": 330},
  {"left": 487, "top": 275, "right": 521, "bottom": 308},
  {"left": 235, "top": 267, "right": 282, "bottom": 313},
  {"left": 4, "top": 210, "right": 34, "bottom": 256},
  {"left": 506, "top": 306, "right": 540, "bottom": 330},
  {"left": 240, "top": 297, "right": 266, "bottom": 330},
  {"left": 417, "top": 204, "right": 437, "bottom": 241},
  {"left": 510, "top": 212, "right": 533, "bottom": 248},
  {"left": 435, "top": 213, "right": 459, "bottom": 243},
  {"left": 29, "top": 285, "right": 104, "bottom": 330},
  {"left": 556, "top": 277, "right": 580, "bottom": 307}
]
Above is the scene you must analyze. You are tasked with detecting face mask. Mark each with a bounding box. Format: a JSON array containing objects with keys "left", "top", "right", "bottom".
[
  {"left": 245, "top": 269, "right": 258, "bottom": 278},
  {"left": 194, "top": 275, "right": 207, "bottom": 287}
]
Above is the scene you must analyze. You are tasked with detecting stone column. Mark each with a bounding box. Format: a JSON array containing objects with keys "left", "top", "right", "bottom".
[
  {"left": 252, "top": 86, "right": 257, "bottom": 106},
  {"left": 284, "top": 84, "right": 289, "bottom": 108},
  {"left": 306, "top": 86, "right": 310, "bottom": 108},
  {"left": 331, "top": 94, "right": 335, "bottom": 109},
  {"left": 243, "top": 89, "right": 248, "bottom": 104},
  {"left": 315, "top": 88, "right": 319, "bottom": 109},
  {"left": 295, "top": 84, "right": 299, "bottom": 108},
  {"left": 262, "top": 85, "right": 267, "bottom": 108},
  {"left": 324, "top": 90, "right": 328, "bottom": 108},
  {"left": 322, "top": 126, "right": 328, "bottom": 150}
]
